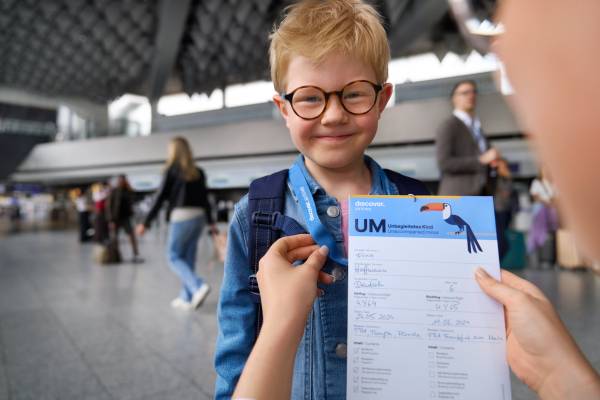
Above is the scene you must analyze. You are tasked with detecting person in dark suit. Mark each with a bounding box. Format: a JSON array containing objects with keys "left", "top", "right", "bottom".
[{"left": 436, "top": 80, "right": 501, "bottom": 195}]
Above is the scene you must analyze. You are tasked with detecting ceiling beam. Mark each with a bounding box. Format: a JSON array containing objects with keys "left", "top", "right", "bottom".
[
  {"left": 147, "top": 0, "right": 192, "bottom": 101},
  {"left": 387, "top": 0, "right": 449, "bottom": 55}
]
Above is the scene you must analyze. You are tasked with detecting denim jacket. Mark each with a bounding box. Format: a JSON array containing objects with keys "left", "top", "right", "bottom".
[{"left": 214, "top": 155, "right": 400, "bottom": 399}]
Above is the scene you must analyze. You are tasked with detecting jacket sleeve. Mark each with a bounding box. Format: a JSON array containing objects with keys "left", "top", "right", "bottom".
[
  {"left": 214, "top": 197, "right": 257, "bottom": 399},
  {"left": 436, "top": 120, "right": 482, "bottom": 174},
  {"left": 143, "top": 169, "right": 173, "bottom": 227}
]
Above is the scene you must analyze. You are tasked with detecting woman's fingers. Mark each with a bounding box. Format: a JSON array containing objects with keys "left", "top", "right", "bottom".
[
  {"left": 475, "top": 267, "right": 524, "bottom": 308},
  {"left": 318, "top": 271, "right": 335, "bottom": 285},
  {"left": 269, "top": 234, "right": 314, "bottom": 256},
  {"left": 287, "top": 244, "right": 320, "bottom": 263},
  {"left": 302, "top": 245, "right": 329, "bottom": 275}
]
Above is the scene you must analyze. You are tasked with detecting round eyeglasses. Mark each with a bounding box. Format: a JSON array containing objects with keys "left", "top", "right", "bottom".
[{"left": 282, "top": 80, "right": 383, "bottom": 120}]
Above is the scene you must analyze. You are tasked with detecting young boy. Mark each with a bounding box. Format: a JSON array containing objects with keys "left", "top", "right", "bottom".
[{"left": 214, "top": 1, "right": 427, "bottom": 398}]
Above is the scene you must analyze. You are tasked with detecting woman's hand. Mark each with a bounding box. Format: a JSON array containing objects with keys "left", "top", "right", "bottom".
[
  {"left": 257, "top": 234, "right": 334, "bottom": 336},
  {"left": 233, "top": 234, "right": 333, "bottom": 400},
  {"left": 135, "top": 224, "right": 146, "bottom": 236},
  {"left": 208, "top": 224, "right": 219, "bottom": 236},
  {"left": 475, "top": 268, "right": 600, "bottom": 399}
]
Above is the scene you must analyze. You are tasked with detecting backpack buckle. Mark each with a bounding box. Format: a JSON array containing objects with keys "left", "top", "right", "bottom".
[
  {"left": 248, "top": 274, "right": 261, "bottom": 303},
  {"left": 251, "top": 211, "right": 281, "bottom": 227}
]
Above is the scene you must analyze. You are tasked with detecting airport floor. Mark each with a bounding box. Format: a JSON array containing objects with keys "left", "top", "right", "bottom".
[{"left": 0, "top": 227, "right": 598, "bottom": 400}]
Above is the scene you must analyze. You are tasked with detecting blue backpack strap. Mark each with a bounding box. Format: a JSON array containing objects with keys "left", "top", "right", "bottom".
[
  {"left": 384, "top": 169, "right": 430, "bottom": 195},
  {"left": 247, "top": 169, "right": 307, "bottom": 341}
]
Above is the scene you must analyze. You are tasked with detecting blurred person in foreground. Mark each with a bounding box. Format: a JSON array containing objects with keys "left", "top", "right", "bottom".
[
  {"left": 107, "top": 175, "right": 143, "bottom": 263},
  {"left": 232, "top": 1, "right": 600, "bottom": 399},
  {"left": 496, "top": 0, "right": 600, "bottom": 264},
  {"left": 136, "top": 137, "right": 217, "bottom": 310}
]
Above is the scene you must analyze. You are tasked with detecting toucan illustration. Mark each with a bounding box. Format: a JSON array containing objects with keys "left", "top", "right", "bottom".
[{"left": 420, "top": 202, "right": 483, "bottom": 254}]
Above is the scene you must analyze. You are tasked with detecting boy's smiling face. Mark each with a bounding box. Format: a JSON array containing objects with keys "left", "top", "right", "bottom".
[{"left": 274, "top": 52, "right": 393, "bottom": 172}]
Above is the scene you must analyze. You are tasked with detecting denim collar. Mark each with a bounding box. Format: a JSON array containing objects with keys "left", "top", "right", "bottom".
[{"left": 290, "top": 154, "right": 397, "bottom": 197}]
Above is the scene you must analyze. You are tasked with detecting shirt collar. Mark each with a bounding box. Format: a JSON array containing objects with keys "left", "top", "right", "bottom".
[
  {"left": 453, "top": 109, "right": 481, "bottom": 130},
  {"left": 290, "top": 154, "right": 395, "bottom": 197},
  {"left": 365, "top": 155, "right": 397, "bottom": 195}
]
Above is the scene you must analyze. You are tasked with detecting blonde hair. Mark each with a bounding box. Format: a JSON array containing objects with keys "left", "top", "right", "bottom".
[
  {"left": 166, "top": 137, "right": 199, "bottom": 181},
  {"left": 269, "top": 0, "right": 389, "bottom": 93}
]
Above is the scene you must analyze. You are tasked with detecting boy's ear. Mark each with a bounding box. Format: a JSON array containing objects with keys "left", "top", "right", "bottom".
[
  {"left": 273, "top": 94, "right": 290, "bottom": 121},
  {"left": 377, "top": 83, "right": 394, "bottom": 114}
]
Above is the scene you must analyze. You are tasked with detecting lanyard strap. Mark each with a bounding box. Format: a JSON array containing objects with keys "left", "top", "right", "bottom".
[{"left": 289, "top": 164, "right": 347, "bottom": 266}]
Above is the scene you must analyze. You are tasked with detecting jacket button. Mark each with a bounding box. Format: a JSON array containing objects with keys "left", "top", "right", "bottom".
[
  {"left": 331, "top": 266, "right": 346, "bottom": 282},
  {"left": 326, "top": 205, "right": 340, "bottom": 218},
  {"left": 335, "top": 343, "right": 347, "bottom": 358}
]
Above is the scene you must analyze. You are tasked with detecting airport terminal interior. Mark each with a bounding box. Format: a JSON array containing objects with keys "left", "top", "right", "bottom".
[{"left": 0, "top": 1, "right": 598, "bottom": 399}]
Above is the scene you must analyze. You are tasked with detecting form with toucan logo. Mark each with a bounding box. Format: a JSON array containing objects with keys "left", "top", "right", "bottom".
[{"left": 347, "top": 195, "right": 511, "bottom": 400}]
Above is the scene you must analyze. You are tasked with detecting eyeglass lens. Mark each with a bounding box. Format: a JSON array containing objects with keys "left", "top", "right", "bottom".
[{"left": 291, "top": 81, "right": 377, "bottom": 119}]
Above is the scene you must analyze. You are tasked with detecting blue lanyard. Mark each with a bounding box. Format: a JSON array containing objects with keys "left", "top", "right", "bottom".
[{"left": 288, "top": 163, "right": 347, "bottom": 266}]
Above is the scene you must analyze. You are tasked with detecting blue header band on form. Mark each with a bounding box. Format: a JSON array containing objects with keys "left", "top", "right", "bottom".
[{"left": 349, "top": 196, "right": 497, "bottom": 240}]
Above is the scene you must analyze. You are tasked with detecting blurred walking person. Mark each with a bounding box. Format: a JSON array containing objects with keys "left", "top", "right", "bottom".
[
  {"left": 107, "top": 175, "right": 143, "bottom": 263},
  {"left": 92, "top": 182, "right": 110, "bottom": 243},
  {"left": 136, "top": 137, "right": 217, "bottom": 310},
  {"left": 75, "top": 189, "right": 92, "bottom": 242},
  {"left": 528, "top": 169, "right": 559, "bottom": 267},
  {"left": 492, "top": 159, "right": 516, "bottom": 260}
]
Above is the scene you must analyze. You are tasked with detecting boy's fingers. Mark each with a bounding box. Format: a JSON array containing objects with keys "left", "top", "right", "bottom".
[
  {"left": 287, "top": 244, "right": 320, "bottom": 262},
  {"left": 475, "top": 267, "right": 522, "bottom": 307},
  {"left": 303, "top": 245, "right": 329, "bottom": 274}
]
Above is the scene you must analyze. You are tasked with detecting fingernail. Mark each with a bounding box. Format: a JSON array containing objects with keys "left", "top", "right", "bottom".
[
  {"left": 475, "top": 267, "right": 489, "bottom": 279},
  {"left": 318, "top": 245, "right": 329, "bottom": 256},
  {"left": 329, "top": 274, "right": 337, "bottom": 283},
  {"left": 318, "top": 288, "right": 325, "bottom": 297}
]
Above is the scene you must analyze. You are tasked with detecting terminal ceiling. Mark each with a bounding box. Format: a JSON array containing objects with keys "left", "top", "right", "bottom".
[{"left": 0, "top": 0, "right": 497, "bottom": 104}]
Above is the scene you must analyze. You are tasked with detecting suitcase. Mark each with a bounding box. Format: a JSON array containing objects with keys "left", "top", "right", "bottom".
[{"left": 94, "top": 238, "right": 122, "bottom": 265}]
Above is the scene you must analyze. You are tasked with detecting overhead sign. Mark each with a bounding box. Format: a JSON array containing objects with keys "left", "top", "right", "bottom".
[{"left": 0, "top": 102, "right": 57, "bottom": 136}]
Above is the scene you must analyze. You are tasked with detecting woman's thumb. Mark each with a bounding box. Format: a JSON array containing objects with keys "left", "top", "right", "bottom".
[
  {"left": 475, "top": 267, "right": 519, "bottom": 307},
  {"left": 303, "top": 245, "right": 329, "bottom": 274}
]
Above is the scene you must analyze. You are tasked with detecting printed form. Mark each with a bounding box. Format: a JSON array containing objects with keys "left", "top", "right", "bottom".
[{"left": 347, "top": 196, "right": 511, "bottom": 400}]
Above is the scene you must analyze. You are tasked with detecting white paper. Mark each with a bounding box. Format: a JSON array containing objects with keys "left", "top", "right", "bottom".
[{"left": 347, "top": 196, "right": 511, "bottom": 400}]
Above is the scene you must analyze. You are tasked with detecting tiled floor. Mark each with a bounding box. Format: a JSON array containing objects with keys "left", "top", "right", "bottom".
[
  {"left": 0, "top": 227, "right": 222, "bottom": 400},
  {"left": 0, "top": 228, "right": 598, "bottom": 400}
]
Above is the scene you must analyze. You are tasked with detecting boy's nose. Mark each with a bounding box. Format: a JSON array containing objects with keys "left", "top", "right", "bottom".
[{"left": 321, "top": 94, "right": 348, "bottom": 125}]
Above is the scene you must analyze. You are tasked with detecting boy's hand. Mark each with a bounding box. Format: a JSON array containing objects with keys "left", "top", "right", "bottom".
[
  {"left": 257, "top": 234, "right": 333, "bottom": 336},
  {"left": 475, "top": 268, "right": 600, "bottom": 398}
]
